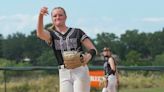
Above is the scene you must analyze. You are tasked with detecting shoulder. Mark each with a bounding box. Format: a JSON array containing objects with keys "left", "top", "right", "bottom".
[
  {"left": 108, "top": 56, "right": 117, "bottom": 65},
  {"left": 108, "top": 57, "right": 115, "bottom": 62},
  {"left": 71, "top": 27, "right": 81, "bottom": 30},
  {"left": 72, "top": 28, "right": 83, "bottom": 32},
  {"left": 46, "top": 25, "right": 56, "bottom": 31},
  {"left": 45, "top": 27, "right": 55, "bottom": 34},
  {"left": 71, "top": 28, "right": 86, "bottom": 35}
]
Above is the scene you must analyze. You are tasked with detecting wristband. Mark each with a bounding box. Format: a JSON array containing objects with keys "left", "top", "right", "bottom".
[
  {"left": 87, "top": 49, "right": 96, "bottom": 60},
  {"left": 111, "top": 70, "right": 116, "bottom": 75}
]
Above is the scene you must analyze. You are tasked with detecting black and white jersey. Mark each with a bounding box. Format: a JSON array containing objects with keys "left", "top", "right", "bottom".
[
  {"left": 47, "top": 28, "right": 89, "bottom": 65},
  {"left": 103, "top": 56, "right": 116, "bottom": 76}
]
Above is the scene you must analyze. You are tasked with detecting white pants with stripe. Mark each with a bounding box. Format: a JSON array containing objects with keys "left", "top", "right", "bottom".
[
  {"left": 102, "top": 74, "right": 117, "bottom": 92},
  {"left": 59, "top": 65, "right": 90, "bottom": 92}
]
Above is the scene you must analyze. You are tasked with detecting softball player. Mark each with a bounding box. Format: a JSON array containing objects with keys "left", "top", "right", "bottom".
[
  {"left": 101, "top": 47, "right": 119, "bottom": 92},
  {"left": 37, "top": 6, "right": 97, "bottom": 92}
]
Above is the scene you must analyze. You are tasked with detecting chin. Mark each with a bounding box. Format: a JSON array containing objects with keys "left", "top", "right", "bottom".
[{"left": 55, "top": 23, "right": 63, "bottom": 26}]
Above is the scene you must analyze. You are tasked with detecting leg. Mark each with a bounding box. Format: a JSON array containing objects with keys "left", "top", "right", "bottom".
[
  {"left": 102, "top": 87, "right": 108, "bottom": 92},
  {"left": 107, "top": 75, "right": 117, "bottom": 92},
  {"left": 73, "top": 66, "right": 90, "bottom": 92},
  {"left": 59, "top": 69, "right": 73, "bottom": 92},
  {"left": 60, "top": 80, "right": 73, "bottom": 92}
]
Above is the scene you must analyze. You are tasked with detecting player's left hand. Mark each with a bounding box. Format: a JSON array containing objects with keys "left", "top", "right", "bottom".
[{"left": 81, "top": 53, "right": 92, "bottom": 66}]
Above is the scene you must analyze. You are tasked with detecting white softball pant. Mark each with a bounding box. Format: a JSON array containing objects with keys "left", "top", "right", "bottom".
[
  {"left": 59, "top": 65, "right": 90, "bottom": 92},
  {"left": 102, "top": 74, "right": 117, "bottom": 92}
]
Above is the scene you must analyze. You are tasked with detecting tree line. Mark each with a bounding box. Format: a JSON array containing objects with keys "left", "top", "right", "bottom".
[{"left": 0, "top": 23, "right": 164, "bottom": 66}]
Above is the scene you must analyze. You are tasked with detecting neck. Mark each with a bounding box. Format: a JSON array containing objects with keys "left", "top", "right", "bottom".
[{"left": 55, "top": 25, "right": 67, "bottom": 32}]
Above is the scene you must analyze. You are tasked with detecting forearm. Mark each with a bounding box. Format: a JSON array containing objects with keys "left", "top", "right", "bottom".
[
  {"left": 37, "top": 14, "right": 44, "bottom": 38},
  {"left": 36, "top": 14, "right": 50, "bottom": 41}
]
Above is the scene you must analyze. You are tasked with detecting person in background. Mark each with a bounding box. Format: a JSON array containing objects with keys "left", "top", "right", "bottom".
[
  {"left": 101, "top": 47, "right": 119, "bottom": 92},
  {"left": 36, "top": 6, "right": 97, "bottom": 92}
]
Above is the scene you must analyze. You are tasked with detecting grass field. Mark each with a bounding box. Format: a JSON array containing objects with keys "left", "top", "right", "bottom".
[
  {"left": 0, "top": 71, "right": 163, "bottom": 92},
  {"left": 91, "top": 87, "right": 164, "bottom": 92},
  {"left": 120, "top": 87, "right": 164, "bottom": 92},
  {"left": 0, "top": 87, "right": 163, "bottom": 92}
]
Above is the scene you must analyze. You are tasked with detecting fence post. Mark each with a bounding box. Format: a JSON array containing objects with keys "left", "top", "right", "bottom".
[{"left": 3, "top": 70, "right": 7, "bottom": 92}]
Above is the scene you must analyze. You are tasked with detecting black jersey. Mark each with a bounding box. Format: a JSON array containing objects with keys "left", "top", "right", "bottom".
[
  {"left": 103, "top": 56, "right": 116, "bottom": 76},
  {"left": 47, "top": 28, "right": 89, "bottom": 65}
]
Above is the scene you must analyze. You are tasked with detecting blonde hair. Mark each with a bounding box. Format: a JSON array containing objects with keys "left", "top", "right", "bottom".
[{"left": 51, "top": 7, "right": 67, "bottom": 17}]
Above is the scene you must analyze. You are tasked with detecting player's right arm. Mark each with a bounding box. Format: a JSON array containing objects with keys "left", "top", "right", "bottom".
[
  {"left": 108, "top": 58, "right": 116, "bottom": 72},
  {"left": 37, "top": 7, "right": 51, "bottom": 42}
]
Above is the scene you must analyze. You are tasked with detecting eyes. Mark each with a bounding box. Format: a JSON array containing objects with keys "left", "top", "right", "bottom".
[
  {"left": 103, "top": 50, "right": 110, "bottom": 52},
  {"left": 53, "top": 14, "right": 64, "bottom": 18}
]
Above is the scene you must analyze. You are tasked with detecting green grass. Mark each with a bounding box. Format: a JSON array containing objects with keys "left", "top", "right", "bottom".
[
  {"left": 91, "top": 87, "right": 164, "bottom": 92},
  {"left": 0, "top": 75, "right": 60, "bottom": 92},
  {"left": 1, "top": 87, "right": 163, "bottom": 92},
  {"left": 120, "top": 87, "right": 164, "bottom": 92},
  {"left": 0, "top": 71, "right": 164, "bottom": 92}
]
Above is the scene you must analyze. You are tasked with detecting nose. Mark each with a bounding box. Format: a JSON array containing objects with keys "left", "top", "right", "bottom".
[{"left": 55, "top": 15, "right": 60, "bottom": 19}]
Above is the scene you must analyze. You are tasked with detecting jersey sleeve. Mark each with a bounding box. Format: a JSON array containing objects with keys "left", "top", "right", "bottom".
[{"left": 78, "top": 29, "right": 89, "bottom": 41}]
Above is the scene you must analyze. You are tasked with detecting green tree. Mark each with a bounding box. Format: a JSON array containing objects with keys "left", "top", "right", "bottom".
[
  {"left": 36, "top": 49, "right": 57, "bottom": 66},
  {"left": 147, "top": 30, "right": 164, "bottom": 58},
  {"left": 125, "top": 50, "right": 141, "bottom": 66},
  {"left": 23, "top": 30, "right": 48, "bottom": 65},
  {"left": 2, "top": 32, "right": 26, "bottom": 62},
  {"left": 137, "top": 32, "right": 150, "bottom": 58},
  {"left": 121, "top": 29, "right": 140, "bottom": 51},
  {"left": 95, "top": 32, "right": 119, "bottom": 52},
  {"left": 153, "top": 53, "right": 164, "bottom": 66},
  {"left": 120, "top": 29, "right": 150, "bottom": 59}
]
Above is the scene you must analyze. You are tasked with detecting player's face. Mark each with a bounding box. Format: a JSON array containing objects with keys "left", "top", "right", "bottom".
[
  {"left": 103, "top": 50, "right": 111, "bottom": 56},
  {"left": 51, "top": 9, "right": 66, "bottom": 27}
]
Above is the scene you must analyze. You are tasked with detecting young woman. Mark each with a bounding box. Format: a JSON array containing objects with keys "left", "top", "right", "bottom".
[
  {"left": 102, "top": 47, "right": 119, "bottom": 92},
  {"left": 36, "top": 6, "right": 97, "bottom": 92}
]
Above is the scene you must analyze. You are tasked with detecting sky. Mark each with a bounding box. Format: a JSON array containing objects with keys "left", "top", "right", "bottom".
[{"left": 0, "top": 0, "right": 164, "bottom": 38}]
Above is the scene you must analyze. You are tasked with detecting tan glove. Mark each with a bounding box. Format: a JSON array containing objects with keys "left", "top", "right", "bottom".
[{"left": 63, "top": 51, "right": 83, "bottom": 69}]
